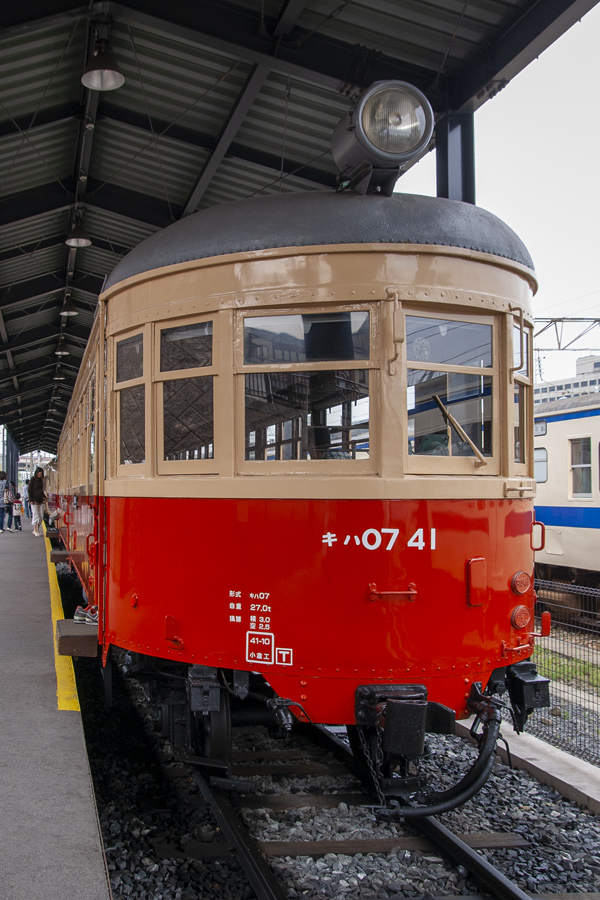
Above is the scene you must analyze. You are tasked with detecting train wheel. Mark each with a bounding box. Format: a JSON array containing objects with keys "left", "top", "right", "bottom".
[{"left": 192, "top": 688, "right": 231, "bottom": 761}]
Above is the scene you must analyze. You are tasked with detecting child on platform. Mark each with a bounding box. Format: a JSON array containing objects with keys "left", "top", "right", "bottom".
[{"left": 12, "top": 493, "right": 23, "bottom": 531}]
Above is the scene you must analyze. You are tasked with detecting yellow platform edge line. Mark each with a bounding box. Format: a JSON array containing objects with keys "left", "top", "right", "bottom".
[{"left": 43, "top": 529, "right": 80, "bottom": 712}]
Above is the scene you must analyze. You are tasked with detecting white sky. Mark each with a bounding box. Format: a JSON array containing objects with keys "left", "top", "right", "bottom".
[{"left": 396, "top": 3, "right": 600, "bottom": 383}]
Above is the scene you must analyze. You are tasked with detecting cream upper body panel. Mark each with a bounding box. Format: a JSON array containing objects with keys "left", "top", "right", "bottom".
[
  {"left": 102, "top": 244, "right": 535, "bottom": 337},
  {"left": 58, "top": 192, "right": 536, "bottom": 500}
]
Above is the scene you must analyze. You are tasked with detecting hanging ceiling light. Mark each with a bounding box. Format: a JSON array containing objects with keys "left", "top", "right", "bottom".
[
  {"left": 55, "top": 335, "right": 70, "bottom": 356},
  {"left": 81, "top": 38, "right": 125, "bottom": 91},
  {"left": 60, "top": 294, "right": 78, "bottom": 317},
  {"left": 53, "top": 365, "right": 66, "bottom": 382},
  {"left": 65, "top": 219, "right": 92, "bottom": 248}
]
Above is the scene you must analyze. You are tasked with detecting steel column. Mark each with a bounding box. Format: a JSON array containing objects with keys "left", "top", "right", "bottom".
[{"left": 435, "top": 112, "right": 475, "bottom": 205}]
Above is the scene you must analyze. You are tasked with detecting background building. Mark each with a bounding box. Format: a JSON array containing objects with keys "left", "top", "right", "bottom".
[{"left": 534, "top": 355, "right": 600, "bottom": 405}]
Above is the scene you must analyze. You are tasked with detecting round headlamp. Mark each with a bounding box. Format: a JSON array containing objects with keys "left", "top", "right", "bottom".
[
  {"left": 332, "top": 80, "right": 434, "bottom": 176},
  {"left": 360, "top": 84, "right": 432, "bottom": 157}
]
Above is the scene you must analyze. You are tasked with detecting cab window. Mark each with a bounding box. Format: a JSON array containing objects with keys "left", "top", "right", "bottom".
[
  {"left": 242, "top": 311, "right": 371, "bottom": 462},
  {"left": 406, "top": 315, "right": 493, "bottom": 461}
]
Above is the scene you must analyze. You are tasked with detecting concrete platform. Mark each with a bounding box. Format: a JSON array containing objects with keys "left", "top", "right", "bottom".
[
  {"left": 456, "top": 717, "right": 600, "bottom": 814},
  {"left": 0, "top": 520, "right": 110, "bottom": 900}
]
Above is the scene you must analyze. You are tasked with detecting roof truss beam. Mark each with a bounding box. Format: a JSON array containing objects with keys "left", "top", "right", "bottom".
[
  {"left": 1, "top": 324, "right": 88, "bottom": 356},
  {"left": 182, "top": 63, "right": 270, "bottom": 216},
  {"left": 0, "top": 102, "right": 84, "bottom": 139},
  {"left": 0, "top": 273, "right": 102, "bottom": 311},
  {"left": 0, "top": 234, "right": 131, "bottom": 262},
  {"left": 273, "top": 0, "right": 308, "bottom": 38},
  {"left": 0, "top": 180, "right": 169, "bottom": 234},
  {"left": 0, "top": 184, "right": 74, "bottom": 230}
]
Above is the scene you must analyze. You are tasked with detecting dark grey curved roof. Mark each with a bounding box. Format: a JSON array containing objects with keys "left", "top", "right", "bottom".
[{"left": 105, "top": 191, "right": 534, "bottom": 290}]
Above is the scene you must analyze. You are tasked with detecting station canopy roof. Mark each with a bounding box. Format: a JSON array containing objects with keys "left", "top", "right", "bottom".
[{"left": 1, "top": 0, "right": 597, "bottom": 453}]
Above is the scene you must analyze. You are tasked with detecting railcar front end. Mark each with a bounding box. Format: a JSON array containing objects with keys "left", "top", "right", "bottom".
[{"left": 53, "top": 81, "right": 551, "bottom": 812}]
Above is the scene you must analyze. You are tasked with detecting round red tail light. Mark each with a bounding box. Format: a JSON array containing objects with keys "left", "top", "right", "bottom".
[
  {"left": 511, "top": 571, "right": 531, "bottom": 595},
  {"left": 511, "top": 605, "right": 531, "bottom": 629}
]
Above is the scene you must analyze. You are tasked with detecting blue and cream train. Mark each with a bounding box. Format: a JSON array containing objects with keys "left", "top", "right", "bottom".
[{"left": 534, "top": 393, "right": 600, "bottom": 592}]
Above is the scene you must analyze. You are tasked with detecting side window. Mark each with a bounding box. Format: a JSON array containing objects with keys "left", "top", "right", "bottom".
[
  {"left": 242, "top": 311, "right": 371, "bottom": 463},
  {"left": 156, "top": 319, "right": 216, "bottom": 472},
  {"left": 89, "top": 377, "right": 96, "bottom": 485},
  {"left": 115, "top": 332, "right": 146, "bottom": 467},
  {"left": 406, "top": 314, "right": 494, "bottom": 465},
  {"left": 534, "top": 447, "right": 548, "bottom": 483},
  {"left": 570, "top": 437, "right": 592, "bottom": 498},
  {"left": 512, "top": 322, "right": 532, "bottom": 465}
]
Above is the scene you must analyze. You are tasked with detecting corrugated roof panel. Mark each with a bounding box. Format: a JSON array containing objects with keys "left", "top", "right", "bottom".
[
  {"left": 239, "top": 0, "right": 521, "bottom": 73},
  {"left": 0, "top": 245, "right": 64, "bottom": 289},
  {"left": 235, "top": 71, "right": 344, "bottom": 173},
  {"left": 10, "top": 339, "right": 57, "bottom": 365},
  {"left": 4, "top": 304, "right": 60, "bottom": 337},
  {"left": 82, "top": 207, "right": 159, "bottom": 249},
  {"left": 106, "top": 19, "right": 254, "bottom": 139},
  {"left": 67, "top": 295, "right": 96, "bottom": 328},
  {"left": 0, "top": 209, "right": 70, "bottom": 251},
  {"left": 0, "top": 19, "right": 85, "bottom": 124},
  {"left": 76, "top": 245, "right": 124, "bottom": 279},
  {"left": 12, "top": 346, "right": 57, "bottom": 369},
  {"left": 199, "top": 156, "right": 322, "bottom": 209},
  {"left": 0, "top": 119, "right": 78, "bottom": 198},
  {"left": 89, "top": 119, "right": 209, "bottom": 210}
]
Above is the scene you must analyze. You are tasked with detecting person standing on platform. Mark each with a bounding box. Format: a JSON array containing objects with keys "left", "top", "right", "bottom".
[
  {"left": 0, "top": 471, "right": 7, "bottom": 532},
  {"left": 28, "top": 467, "right": 46, "bottom": 537},
  {"left": 12, "top": 493, "right": 23, "bottom": 531},
  {"left": 4, "top": 482, "right": 15, "bottom": 532},
  {"left": 22, "top": 482, "right": 30, "bottom": 518}
]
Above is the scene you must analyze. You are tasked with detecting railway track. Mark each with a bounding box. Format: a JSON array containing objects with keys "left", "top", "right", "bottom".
[
  {"left": 57, "top": 570, "right": 600, "bottom": 900},
  {"left": 144, "top": 728, "right": 547, "bottom": 900},
  {"left": 67, "top": 644, "right": 600, "bottom": 900}
]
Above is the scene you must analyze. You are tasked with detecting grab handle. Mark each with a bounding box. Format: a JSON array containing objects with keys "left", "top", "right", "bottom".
[
  {"left": 530, "top": 520, "right": 545, "bottom": 552},
  {"left": 368, "top": 582, "right": 417, "bottom": 602}
]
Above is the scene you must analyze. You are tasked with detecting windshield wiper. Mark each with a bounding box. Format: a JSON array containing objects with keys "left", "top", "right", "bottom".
[{"left": 432, "top": 394, "right": 488, "bottom": 468}]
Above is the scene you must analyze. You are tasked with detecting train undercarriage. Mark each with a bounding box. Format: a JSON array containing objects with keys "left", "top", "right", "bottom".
[{"left": 109, "top": 651, "right": 550, "bottom": 815}]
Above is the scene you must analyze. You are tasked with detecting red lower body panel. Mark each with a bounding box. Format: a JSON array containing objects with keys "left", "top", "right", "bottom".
[{"left": 97, "top": 496, "right": 535, "bottom": 723}]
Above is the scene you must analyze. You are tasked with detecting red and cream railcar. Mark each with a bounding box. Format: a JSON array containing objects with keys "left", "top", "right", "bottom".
[{"left": 54, "top": 83, "right": 550, "bottom": 812}]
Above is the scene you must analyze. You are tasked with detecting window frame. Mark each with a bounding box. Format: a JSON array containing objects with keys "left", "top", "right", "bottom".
[
  {"left": 534, "top": 446, "right": 548, "bottom": 483},
  {"left": 113, "top": 324, "right": 151, "bottom": 477},
  {"left": 569, "top": 435, "right": 593, "bottom": 499},
  {"left": 511, "top": 318, "right": 532, "bottom": 475},
  {"left": 154, "top": 314, "right": 219, "bottom": 475},
  {"left": 235, "top": 304, "right": 378, "bottom": 474},
  {"left": 403, "top": 309, "right": 500, "bottom": 475}
]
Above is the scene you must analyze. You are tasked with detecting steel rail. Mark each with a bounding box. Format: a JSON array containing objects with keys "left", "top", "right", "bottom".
[
  {"left": 414, "top": 815, "right": 532, "bottom": 900},
  {"left": 191, "top": 770, "right": 289, "bottom": 900},
  {"left": 189, "top": 723, "right": 534, "bottom": 900},
  {"left": 305, "top": 724, "right": 534, "bottom": 900}
]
